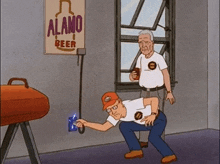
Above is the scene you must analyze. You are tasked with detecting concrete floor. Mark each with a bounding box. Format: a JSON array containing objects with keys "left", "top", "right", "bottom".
[{"left": 4, "top": 129, "right": 220, "bottom": 164}]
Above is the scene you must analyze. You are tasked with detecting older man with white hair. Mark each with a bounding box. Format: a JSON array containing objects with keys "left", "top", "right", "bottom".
[{"left": 129, "top": 30, "right": 175, "bottom": 148}]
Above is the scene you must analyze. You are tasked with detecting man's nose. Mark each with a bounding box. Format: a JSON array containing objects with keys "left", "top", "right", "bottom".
[
  {"left": 141, "top": 42, "right": 146, "bottom": 47},
  {"left": 112, "top": 109, "right": 117, "bottom": 114}
]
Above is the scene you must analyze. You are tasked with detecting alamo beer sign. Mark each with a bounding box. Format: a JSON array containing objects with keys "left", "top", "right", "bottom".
[{"left": 45, "top": 0, "right": 85, "bottom": 55}]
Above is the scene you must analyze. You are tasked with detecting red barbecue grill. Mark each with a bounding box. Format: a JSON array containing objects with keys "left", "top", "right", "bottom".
[{"left": 0, "top": 78, "right": 50, "bottom": 164}]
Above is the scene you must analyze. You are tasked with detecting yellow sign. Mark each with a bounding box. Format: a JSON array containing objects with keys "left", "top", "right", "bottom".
[{"left": 45, "top": 0, "right": 85, "bottom": 55}]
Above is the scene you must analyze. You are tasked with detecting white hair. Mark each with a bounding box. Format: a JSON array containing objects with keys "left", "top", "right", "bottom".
[{"left": 138, "top": 30, "right": 154, "bottom": 41}]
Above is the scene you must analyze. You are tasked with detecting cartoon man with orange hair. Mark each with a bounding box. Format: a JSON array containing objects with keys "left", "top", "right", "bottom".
[{"left": 76, "top": 91, "right": 177, "bottom": 163}]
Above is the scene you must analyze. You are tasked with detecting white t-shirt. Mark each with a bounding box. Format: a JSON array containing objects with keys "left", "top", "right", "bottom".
[
  {"left": 136, "top": 52, "right": 167, "bottom": 88},
  {"left": 107, "top": 98, "right": 151, "bottom": 126}
]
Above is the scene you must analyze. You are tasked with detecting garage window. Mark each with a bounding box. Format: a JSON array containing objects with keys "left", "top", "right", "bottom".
[{"left": 115, "top": 0, "right": 176, "bottom": 91}]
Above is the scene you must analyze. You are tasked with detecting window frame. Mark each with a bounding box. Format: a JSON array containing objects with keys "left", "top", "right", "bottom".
[{"left": 115, "top": 0, "right": 176, "bottom": 92}]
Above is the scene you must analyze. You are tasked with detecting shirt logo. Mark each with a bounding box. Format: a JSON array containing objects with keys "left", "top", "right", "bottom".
[
  {"left": 134, "top": 112, "right": 143, "bottom": 120},
  {"left": 148, "top": 61, "right": 157, "bottom": 70}
]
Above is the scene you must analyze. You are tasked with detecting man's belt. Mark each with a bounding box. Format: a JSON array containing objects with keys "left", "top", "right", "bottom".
[{"left": 141, "top": 85, "right": 165, "bottom": 91}]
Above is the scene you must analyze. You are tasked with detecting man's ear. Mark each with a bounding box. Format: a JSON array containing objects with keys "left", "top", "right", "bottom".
[
  {"left": 118, "top": 99, "right": 122, "bottom": 104},
  {"left": 151, "top": 41, "right": 154, "bottom": 50}
]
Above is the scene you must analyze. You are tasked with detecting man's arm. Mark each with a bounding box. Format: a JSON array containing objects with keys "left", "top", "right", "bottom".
[
  {"left": 141, "top": 97, "right": 159, "bottom": 126},
  {"left": 76, "top": 119, "right": 113, "bottom": 132},
  {"left": 130, "top": 55, "right": 141, "bottom": 81},
  {"left": 162, "top": 68, "right": 175, "bottom": 104},
  {"left": 129, "top": 71, "right": 136, "bottom": 81},
  {"left": 143, "top": 97, "right": 159, "bottom": 114},
  {"left": 129, "top": 68, "right": 140, "bottom": 82}
]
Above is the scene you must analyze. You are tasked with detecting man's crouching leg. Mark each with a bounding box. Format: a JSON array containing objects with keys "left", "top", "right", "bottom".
[
  {"left": 119, "top": 122, "right": 144, "bottom": 159},
  {"left": 148, "top": 112, "right": 177, "bottom": 163}
]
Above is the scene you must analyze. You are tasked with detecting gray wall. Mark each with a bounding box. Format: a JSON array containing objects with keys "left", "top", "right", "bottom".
[
  {"left": 164, "top": 0, "right": 209, "bottom": 134},
  {"left": 208, "top": 0, "right": 219, "bottom": 130},
  {"left": 1, "top": 0, "right": 218, "bottom": 158},
  {"left": 1, "top": 0, "right": 118, "bottom": 158}
]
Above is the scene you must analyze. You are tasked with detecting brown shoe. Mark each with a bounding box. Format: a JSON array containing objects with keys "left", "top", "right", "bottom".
[
  {"left": 161, "top": 155, "right": 177, "bottom": 164},
  {"left": 124, "top": 150, "right": 143, "bottom": 159},
  {"left": 140, "top": 142, "right": 148, "bottom": 148}
]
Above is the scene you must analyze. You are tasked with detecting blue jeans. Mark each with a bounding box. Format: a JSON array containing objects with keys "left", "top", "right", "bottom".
[{"left": 119, "top": 111, "right": 175, "bottom": 157}]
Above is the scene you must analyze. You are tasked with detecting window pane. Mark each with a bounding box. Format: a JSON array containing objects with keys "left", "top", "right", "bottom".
[
  {"left": 121, "top": 0, "right": 139, "bottom": 25},
  {"left": 121, "top": 73, "right": 134, "bottom": 82},
  {"left": 159, "top": 9, "right": 165, "bottom": 27},
  {"left": 153, "top": 10, "right": 165, "bottom": 37},
  {"left": 153, "top": 26, "right": 165, "bottom": 37},
  {"left": 154, "top": 44, "right": 163, "bottom": 54},
  {"left": 121, "top": 28, "right": 142, "bottom": 36},
  {"left": 121, "top": 43, "right": 139, "bottom": 69},
  {"left": 121, "top": 27, "right": 165, "bottom": 37},
  {"left": 135, "top": 0, "right": 163, "bottom": 27}
]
